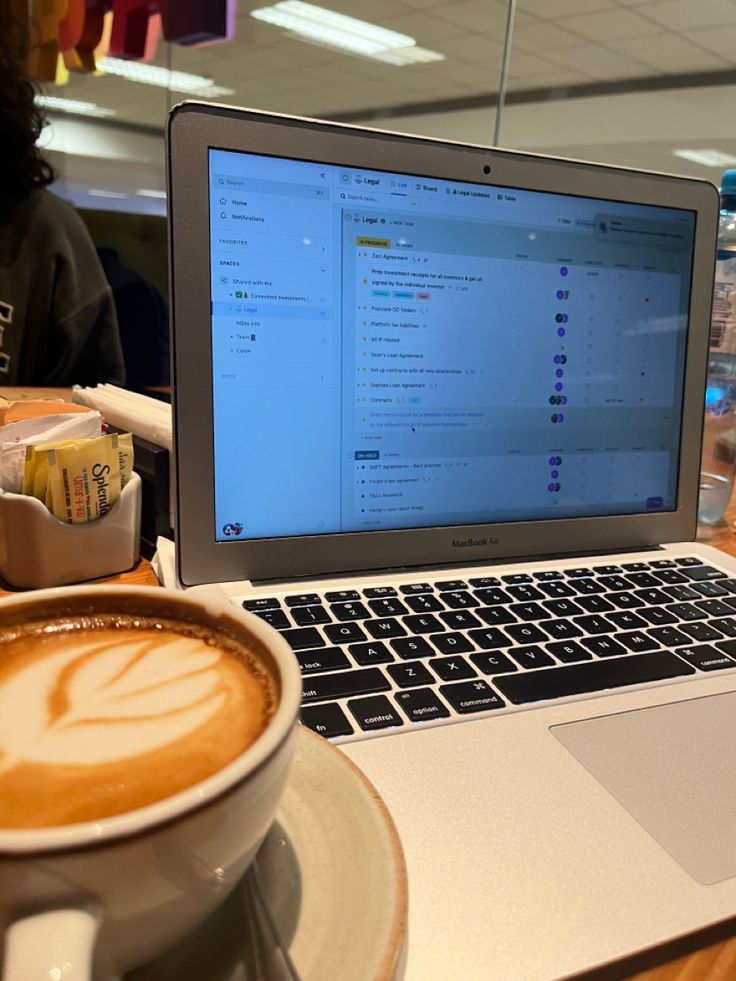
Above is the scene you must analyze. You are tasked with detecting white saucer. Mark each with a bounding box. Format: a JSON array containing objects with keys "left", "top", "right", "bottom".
[{"left": 127, "top": 728, "right": 408, "bottom": 980}]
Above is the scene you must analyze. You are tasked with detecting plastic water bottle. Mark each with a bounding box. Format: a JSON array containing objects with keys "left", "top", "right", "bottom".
[{"left": 699, "top": 169, "right": 736, "bottom": 524}]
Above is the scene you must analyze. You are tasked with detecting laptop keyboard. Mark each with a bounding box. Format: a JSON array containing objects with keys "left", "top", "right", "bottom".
[{"left": 239, "top": 556, "right": 736, "bottom": 742}]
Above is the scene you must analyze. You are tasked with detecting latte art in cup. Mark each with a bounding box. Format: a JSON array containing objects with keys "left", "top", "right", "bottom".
[{"left": 0, "top": 615, "right": 278, "bottom": 828}]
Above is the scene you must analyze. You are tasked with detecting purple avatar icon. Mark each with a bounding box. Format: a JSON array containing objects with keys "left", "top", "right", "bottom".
[
  {"left": 560, "top": 266, "right": 569, "bottom": 276},
  {"left": 556, "top": 289, "right": 564, "bottom": 300},
  {"left": 557, "top": 328, "right": 565, "bottom": 337},
  {"left": 555, "top": 382, "right": 563, "bottom": 391},
  {"left": 547, "top": 483, "right": 556, "bottom": 492},
  {"left": 548, "top": 456, "right": 556, "bottom": 466},
  {"left": 562, "top": 314, "right": 569, "bottom": 323},
  {"left": 551, "top": 469, "right": 559, "bottom": 479},
  {"left": 554, "top": 355, "right": 561, "bottom": 364},
  {"left": 561, "top": 396, "right": 568, "bottom": 405},
  {"left": 558, "top": 414, "right": 564, "bottom": 422},
  {"left": 555, "top": 368, "right": 563, "bottom": 378}
]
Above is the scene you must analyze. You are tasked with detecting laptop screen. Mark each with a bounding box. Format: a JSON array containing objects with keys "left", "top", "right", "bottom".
[{"left": 208, "top": 147, "right": 696, "bottom": 544}]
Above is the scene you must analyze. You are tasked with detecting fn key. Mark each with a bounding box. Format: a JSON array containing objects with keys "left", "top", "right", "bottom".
[{"left": 301, "top": 703, "right": 354, "bottom": 738}]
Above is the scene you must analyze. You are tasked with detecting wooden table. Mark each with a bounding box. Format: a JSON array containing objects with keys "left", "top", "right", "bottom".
[{"left": 2, "top": 386, "right": 736, "bottom": 978}]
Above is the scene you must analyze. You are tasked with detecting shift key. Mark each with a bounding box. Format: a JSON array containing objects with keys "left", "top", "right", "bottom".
[{"left": 302, "top": 667, "right": 390, "bottom": 703}]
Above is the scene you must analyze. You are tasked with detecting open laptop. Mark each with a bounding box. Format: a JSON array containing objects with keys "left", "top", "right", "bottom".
[{"left": 167, "top": 102, "right": 736, "bottom": 979}]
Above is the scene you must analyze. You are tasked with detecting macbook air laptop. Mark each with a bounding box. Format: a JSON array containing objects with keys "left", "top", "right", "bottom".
[{"left": 167, "top": 102, "right": 736, "bottom": 979}]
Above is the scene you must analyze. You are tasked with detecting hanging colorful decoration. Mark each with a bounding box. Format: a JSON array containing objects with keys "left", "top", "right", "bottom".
[{"left": 23, "top": 0, "right": 236, "bottom": 81}]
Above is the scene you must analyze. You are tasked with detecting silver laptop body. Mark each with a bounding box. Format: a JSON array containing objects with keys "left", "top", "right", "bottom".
[{"left": 167, "top": 103, "right": 736, "bottom": 979}]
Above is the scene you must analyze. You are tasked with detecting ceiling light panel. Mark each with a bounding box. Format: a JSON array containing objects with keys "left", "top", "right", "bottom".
[
  {"left": 97, "top": 57, "right": 234, "bottom": 96},
  {"left": 251, "top": 1, "right": 444, "bottom": 64},
  {"left": 673, "top": 149, "right": 736, "bottom": 167},
  {"left": 35, "top": 95, "right": 116, "bottom": 118}
]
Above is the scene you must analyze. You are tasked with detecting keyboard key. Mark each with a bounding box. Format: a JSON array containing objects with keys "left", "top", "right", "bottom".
[
  {"left": 439, "top": 679, "right": 505, "bottom": 714},
  {"left": 592, "top": 565, "right": 622, "bottom": 575},
  {"left": 570, "top": 578, "right": 606, "bottom": 595},
  {"left": 363, "top": 586, "right": 397, "bottom": 598},
  {"left": 697, "top": 599, "right": 734, "bottom": 617},
  {"left": 506, "top": 584, "right": 544, "bottom": 602},
  {"left": 598, "top": 575, "right": 630, "bottom": 592},
  {"left": 292, "top": 605, "right": 331, "bottom": 627},
  {"left": 368, "top": 598, "right": 408, "bottom": 617},
  {"left": 577, "top": 595, "right": 615, "bottom": 614},
  {"left": 574, "top": 614, "right": 614, "bottom": 635},
  {"left": 616, "top": 631, "right": 660, "bottom": 653},
  {"left": 637, "top": 606, "right": 677, "bottom": 626},
  {"left": 632, "top": 588, "right": 670, "bottom": 606},
  {"left": 301, "top": 703, "right": 354, "bottom": 738},
  {"left": 331, "top": 601, "right": 371, "bottom": 621},
  {"left": 467, "top": 627, "right": 510, "bottom": 650},
  {"left": 533, "top": 570, "right": 564, "bottom": 581},
  {"left": 324, "top": 622, "right": 367, "bottom": 645},
  {"left": 404, "top": 614, "right": 445, "bottom": 634},
  {"left": 711, "top": 618, "right": 736, "bottom": 637},
  {"left": 580, "top": 636, "right": 627, "bottom": 658},
  {"left": 543, "top": 619, "right": 583, "bottom": 640},
  {"left": 477, "top": 606, "right": 517, "bottom": 627},
  {"left": 546, "top": 641, "right": 592, "bottom": 663},
  {"left": 647, "top": 626, "right": 692, "bottom": 648},
  {"left": 664, "top": 585, "right": 700, "bottom": 602},
  {"left": 285, "top": 593, "right": 321, "bottom": 607},
  {"left": 474, "top": 587, "right": 511, "bottom": 606},
  {"left": 505, "top": 623, "right": 549, "bottom": 644},
  {"left": 607, "top": 611, "right": 648, "bottom": 631},
  {"left": 387, "top": 662, "right": 434, "bottom": 688},
  {"left": 654, "top": 569, "right": 688, "bottom": 584},
  {"left": 431, "top": 632, "right": 474, "bottom": 655},
  {"left": 442, "top": 591, "right": 480, "bottom": 609},
  {"left": 508, "top": 645, "right": 555, "bottom": 669},
  {"left": 675, "top": 645, "right": 735, "bottom": 672},
  {"left": 391, "top": 636, "right": 434, "bottom": 659},
  {"left": 667, "top": 602, "right": 705, "bottom": 622},
  {"left": 405, "top": 594, "right": 445, "bottom": 613},
  {"left": 440, "top": 610, "right": 482, "bottom": 630},
  {"left": 302, "top": 667, "right": 390, "bottom": 703},
  {"left": 651, "top": 559, "right": 677, "bottom": 568},
  {"left": 620, "top": 562, "right": 652, "bottom": 572},
  {"left": 692, "top": 582, "right": 729, "bottom": 598},
  {"left": 429, "top": 656, "right": 477, "bottom": 681},
  {"left": 678, "top": 621, "right": 724, "bottom": 643},
  {"left": 565, "top": 567, "right": 595, "bottom": 578},
  {"left": 365, "top": 618, "right": 406, "bottom": 639},
  {"left": 607, "top": 592, "right": 643, "bottom": 610},
  {"left": 400, "top": 582, "right": 434, "bottom": 594},
  {"left": 254, "top": 609, "right": 290, "bottom": 630},
  {"left": 717, "top": 639, "right": 736, "bottom": 657},
  {"left": 394, "top": 688, "right": 450, "bottom": 723},
  {"left": 470, "top": 651, "right": 518, "bottom": 674},
  {"left": 508, "top": 602, "right": 551, "bottom": 621},
  {"left": 501, "top": 573, "right": 533, "bottom": 584},
  {"left": 676, "top": 557, "right": 703, "bottom": 566},
  {"left": 626, "top": 572, "right": 661, "bottom": 588},
  {"left": 437, "top": 580, "right": 467, "bottom": 591},
  {"left": 544, "top": 598, "right": 584, "bottom": 617},
  {"left": 719, "top": 579, "right": 736, "bottom": 594},
  {"left": 296, "top": 647, "right": 351, "bottom": 674},
  {"left": 468, "top": 576, "right": 501, "bottom": 587},
  {"left": 682, "top": 565, "right": 727, "bottom": 581},
  {"left": 243, "top": 597, "right": 281, "bottom": 611},
  {"left": 539, "top": 581, "right": 576, "bottom": 598},
  {"left": 282, "top": 627, "right": 325, "bottom": 651},
  {"left": 347, "top": 695, "right": 403, "bottom": 732},
  {"left": 325, "top": 589, "right": 360, "bottom": 602},
  {"left": 349, "top": 641, "right": 394, "bottom": 666},
  {"left": 494, "top": 650, "right": 695, "bottom": 705}
]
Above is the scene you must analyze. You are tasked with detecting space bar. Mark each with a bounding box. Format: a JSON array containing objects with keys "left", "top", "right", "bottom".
[{"left": 494, "top": 651, "right": 695, "bottom": 705}]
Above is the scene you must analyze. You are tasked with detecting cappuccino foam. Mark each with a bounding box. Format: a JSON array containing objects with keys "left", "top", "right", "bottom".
[{"left": 0, "top": 615, "right": 277, "bottom": 828}]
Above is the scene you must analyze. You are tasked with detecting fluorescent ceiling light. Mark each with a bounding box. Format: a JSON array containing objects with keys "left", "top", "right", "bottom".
[
  {"left": 97, "top": 57, "right": 234, "bottom": 97},
  {"left": 137, "top": 188, "right": 166, "bottom": 198},
  {"left": 89, "top": 189, "right": 128, "bottom": 198},
  {"left": 673, "top": 149, "right": 736, "bottom": 167},
  {"left": 35, "top": 95, "right": 116, "bottom": 118},
  {"left": 251, "top": 1, "right": 444, "bottom": 64}
]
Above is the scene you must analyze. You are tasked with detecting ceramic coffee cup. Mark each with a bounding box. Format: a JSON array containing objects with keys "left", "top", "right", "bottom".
[{"left": 0, "top": 584, "right": 301, "bottom": 980}]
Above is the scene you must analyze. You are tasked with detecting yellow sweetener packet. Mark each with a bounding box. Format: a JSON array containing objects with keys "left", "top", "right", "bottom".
[
  {"left": 47, "top": 434, "right": 122, "bottom": 524},
  {"left": 23, "top": 439, "right": 79, "bottom": 501}
]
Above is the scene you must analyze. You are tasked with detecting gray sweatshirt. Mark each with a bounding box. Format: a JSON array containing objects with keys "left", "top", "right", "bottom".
[{"left": 0, "top": 189, "right": 125, "bottom": 385}]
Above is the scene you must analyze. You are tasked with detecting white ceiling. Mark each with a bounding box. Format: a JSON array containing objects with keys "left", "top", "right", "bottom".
[{"left": 44, "top": 0, "right": 736, "bottom": 182}]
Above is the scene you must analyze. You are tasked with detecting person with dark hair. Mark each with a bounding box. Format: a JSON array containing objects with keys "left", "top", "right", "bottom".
[{"left": 0, "top": 5, "right": 125, "bottom": 385}]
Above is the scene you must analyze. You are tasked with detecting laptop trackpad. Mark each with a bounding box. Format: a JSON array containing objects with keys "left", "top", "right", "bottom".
[{"left": 551, "top": 691, "right": 736, "bottom": 885}]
